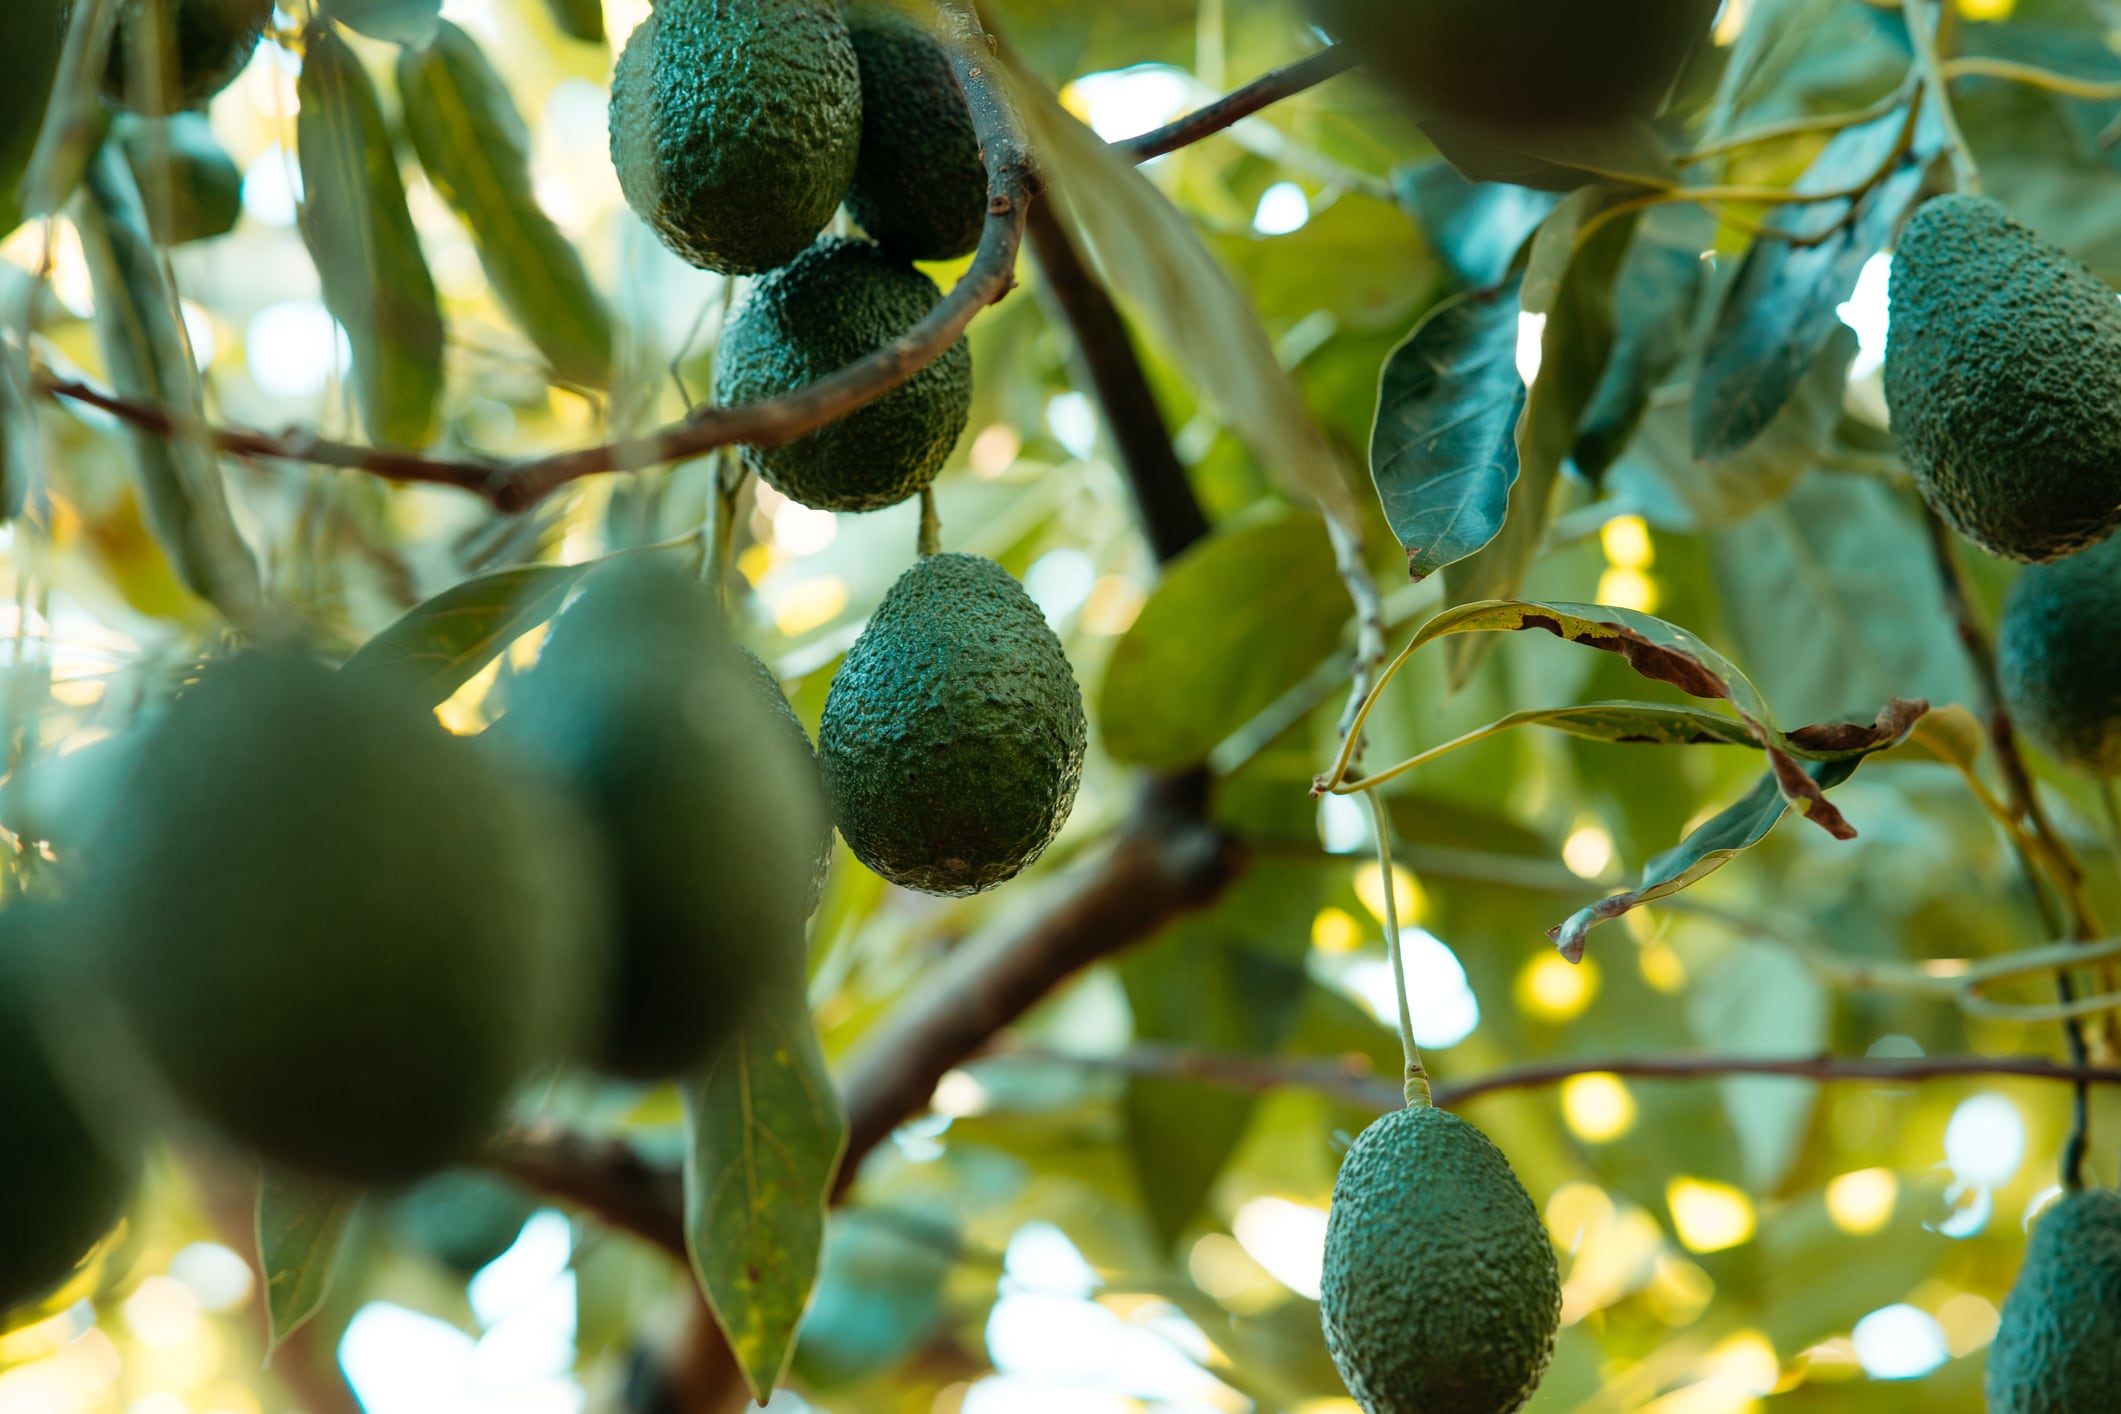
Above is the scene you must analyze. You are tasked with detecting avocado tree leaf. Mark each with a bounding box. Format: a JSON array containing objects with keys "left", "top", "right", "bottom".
[
  {"left": 1573, "top": 204, "right": 1714, "bottom": 483},
  {"left": 684, "top": 980, "right": 847, "bottom": 1405},
  {"left": 341, "top": 562, "right": 590, "bottom": 708},
  {"left": 256, "top": 1169, "right": 358, "bottom": 1358},
  {"left": 1418, "top": 116, "right": 1678, "bottom": 193},
  {"left": 74, "top": 144, "right": 264, "bottom": 629},
  {"left": 1686, "top": 935, "right": 1828, "bottom": 1192},
  {"left": 539, "top": 0, "right": 604, "bottom": 43},
  {"left": 16, "top": 0, "right": 114, "bottom": 220},
  {"left": 1100, "top": 513, "right": 1351, "bottom": 770},
  {"left": 319, "top": 0, "right": 441, "bottom": 44},
  {"left": 297, "top": 24, "right": 444, "bottom": 450},
  {"left": 397, "top": 22, "right": 613, "bottom": 389},
  {"left": 1691, "top": 104, "right": 1940, "bottom": 460},
  {"left": 1009, "top": 57, "right": 1362, "bottom": 534},
  {"left": 1371, "top": 280, "right": 1527, "bottom": 580},
  {"left": 1441, "top": 190, "right": 1634, "bottom": 687},
  {"left": 1552, "top": 758, "right": 1862, "bottom": 960},
  {"left": 1391, "top": 163, "right": 1559, "bottom": 288}
]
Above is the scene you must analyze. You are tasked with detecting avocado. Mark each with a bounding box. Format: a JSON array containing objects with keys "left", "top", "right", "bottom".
[
  {"left": 607, "top": 0, "right": 861, "bottom": 274},
  {"left": 501, "top": 560, "right": 824, "bottom": 1079},
  {"left": 114, "top": 110, "right": 242, "bottom": 245},
  {"left": 1321, "top": 1104, "right": 1561, "bottom": 1414},
  {"left": 0, "top": 0, "right": 65, "bottom": 227},
  {"left": 843, "top": 6, "right": 986, "bottom": 262},
  {"left": 0, "top": 914, "right": 136, "bottom": 1316},
  {"left": 1986, "top": 1187, "right": 2121, "bottom": 1414},
  {"left": 1999, "top": 534, "right": 2121, "bottom": 775},
  {"left": 392, "top": 1170, "right": 538, "bottom": 1275},
  {"left": 736, "top": 645, "right": 835, "bottom": 913},
  {"left": 714, "top": 235, "right": 973, "bottom": 512},
  {"left": 1887, "top": 194, "right": 2121, "bottom": 563},
  {"left": 819, "top": 553, "right": 1085, "bottom": 896},
  {"left": 96, "top": 0, "right": 274, "bottom": 114},
  {"left": 80, "top": 650, "right": 607, "bottom": 1186},
  {"left": 1299, "top": 0, "right": 1715, "bottom": 132}
]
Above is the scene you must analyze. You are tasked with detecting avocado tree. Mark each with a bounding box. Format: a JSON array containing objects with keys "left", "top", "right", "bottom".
[{"left": 4, "top": 0, "right": 2121, "bottom": 1412}]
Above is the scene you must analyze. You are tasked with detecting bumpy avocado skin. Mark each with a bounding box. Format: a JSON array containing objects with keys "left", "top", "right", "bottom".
[
  {"left": 1321, "top": 1106, "right": 1561, "bottom": 1414},
  {"left": 0, "top": 918, "right": 135, "bottom": 1315},
  {"left": 1300, "top": 0, "right": 1714, "bottom": 131},
  {"left": 843, "top": 6, "right": 986, "bottom": 262},
  {"left": 1887, "top": 194, "right": 2121, "bottom": 564},
  {"left": 736, "top": 646, "right": 835, "bottom": 913},
  {"left": 503, "top": 562, "right": 824, "bottom": 1079},
  {"left": 1997, "top": 535, "right": 2121, "bottom": 775},
  {"left": 715, "top": 236, "right": 972, "bottom": 512},
  {"left": 608, "top": 0, "right": 860, "bottom": 274},
  {"left": 96, "top": 0, "right": 275, "bottom": 113},
  {"left": 1986, "top": 1188, "right": 2121, "bottom": 1414},
  {"left": 819, "top": 554, "right": 1085, "bottom": 897},
  {"left": 84, "top": 651, "right": 606, "bottom": 1185}
]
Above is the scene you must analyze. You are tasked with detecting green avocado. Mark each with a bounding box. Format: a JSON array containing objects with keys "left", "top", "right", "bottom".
[
  {"left": 1887, "top": 194, "right": 2121, "bottom": 564},
  {"left": 113, "top": 111, "right": 243, "bottom": 245},
  {"left": 1999, "top": 534, "right": 2121, "bottom": 776},
  {"left": 1321, "top": 1105, "right": 1561, "bottom": 1414},
  {"left": 736, "top": 645, "right": 835, "bottom": 913},
  {"left": 819, "top": 553, "right": 1085, "bottom": 896},
  {"left": 1299, "top": 0, "right": 1715, "bottom": 132},
  {"left": 94, "top": 0, "right": 275, "bottom": 114},
  {"left": 1986, "top": 1187, "right": 2121, "bottom": 1414},
  {"left": 714, "top": 235, "right": 973, "bottom": 512},
  {"left": 843, "top": 6, "right": 986, "bottom": 262},
  {"left": 0, "top": 914, "right": 137, "bottom": 1316},
  {"left": 392, "top": 1170, "right": 538, "bottom": 1275},
  {"left": 502, "top": 560, "right": 824, "bottom": 1079},
  {"left": 81, "top": 650, "right": 607, "bottom": 1185},
  {"left": 0, "top": 0, "right": 65, "bottom": 227},
  {"left": 608, "top": 0, "right": 860, "bottom": 274}
]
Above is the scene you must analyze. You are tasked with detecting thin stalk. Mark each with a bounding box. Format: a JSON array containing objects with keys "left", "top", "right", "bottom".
[
  {"left": 917, "top": 485, "right": 942, "bottom": 557},
  {"left": 1903, "top": 0, "right": 1982, "bottom": 193},
  {"left": 1365, "top": 790, "right": 1429, "bottom": 1108}
]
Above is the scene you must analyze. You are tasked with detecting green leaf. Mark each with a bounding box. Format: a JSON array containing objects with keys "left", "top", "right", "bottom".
[
  {"left": 1692, "top": 105, "right": 1939, "bottom": 459},
  {"left": 1371, "top": 280, "right": 1527, "bottom": 580},
  {"left": 114, "top": 111, "right": 242, "bottom": 246},
  {"left": 1573, "top": 204, "right": 1713, "bottom": 483},
  {"left": 74, "top": 144, "right": 264, "bottom": 628},
  {"left": 397, "top": 22, "right": 612, "bottom": 390},
  {"left": 684, "top": 980, "right": 847, "bottom": 1405},
  {"left": 1442, "top": 190, "right": 1633, "bottom": 686},
  {"left": 17, "top": 0, "right": 114, "bottom": 219},
  {"left": 1552, "top": 757, "right": 1862, "bottom": 959},
  {"left": 320, "top": 0, "right": 441, "bottom": 44},
  {"left": 539, "top": 0, "right": 604, "bottom": 44},
  {"left": 256, "top": 1169, "right": 358, "bottom": 1358},
  {"left": 297, "top": 24, "right": 444, "bottom": 450},
  {"left": 1392, "top": 163, "right": 1558, "bottom": 288},
  {"left": 1418, "top": 116, "right": 1678, "bottom": 193},
  {"left": 1686, "top": 936, "right": 1827, "bottom": 1192},
  {"left": 1008, "top": 57, "right": 1361, "bottom": 531},
  {"left": 341, "top": 562, "right": 589, "bottom": 708},
  {"left": 1100, "top": 513, "right": 1351, "bottom": 770}
]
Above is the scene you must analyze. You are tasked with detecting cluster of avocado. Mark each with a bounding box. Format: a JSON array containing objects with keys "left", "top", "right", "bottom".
[
  {"left": 613, "top": 0, "right": 983, "bottom": 514},
  {"left": 0, "top": 559, "right": 830, "bottom": 1315},
  {"left": 1321, "top": 1103, "right": 1561, "bottom": 1414}
]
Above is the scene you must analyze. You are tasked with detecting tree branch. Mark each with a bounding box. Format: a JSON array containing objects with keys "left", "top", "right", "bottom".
[{"left": 1117, "top": 46, "right": 1357, "bottom": 162}]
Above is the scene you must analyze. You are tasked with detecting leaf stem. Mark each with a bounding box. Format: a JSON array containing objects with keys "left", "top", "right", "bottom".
[{"left": 1365, "top": 790, "right": 1429, "bottom": 1108}]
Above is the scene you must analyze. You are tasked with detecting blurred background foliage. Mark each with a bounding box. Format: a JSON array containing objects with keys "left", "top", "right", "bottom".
[{"left": 4, "top": 0, "right": 2121, "bottom": 1412}]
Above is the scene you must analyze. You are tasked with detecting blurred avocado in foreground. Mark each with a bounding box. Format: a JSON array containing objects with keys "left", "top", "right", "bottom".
[
  {"left": 76, "top": 650, "right": 610, "bottom": 1186},
  {"left": 0, "top": 0, "right": 65, "bottom": 227},
  {"left": 1997, "top": 534, "right": 2121, "bottom": 776},
  {"left": 736, "top": 645, "right": 835, "bottom": 914},
  {"left": 501, "top": 560, "right": 825, "bottom": 1080},
  {"left": 0, "top": 911, "right": 138, "bottom": 1316},
  {"left": 820, "top": 553, "right": 1085, "bottom": 896},
  {"left": 1321, "top": 1104, "right": 1561, "bottom": 1414},
  {"left": 1986, "top": 1187, "right": 2121, "bottom": 1414}
]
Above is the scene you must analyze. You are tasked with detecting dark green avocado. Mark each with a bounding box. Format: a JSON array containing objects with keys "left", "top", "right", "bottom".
[
  {"left": 1887, "top": 194, "right": 2121, "bottom": 563},
  {"left": 114, "top": 110, "right": 243, "bottom": 245},
  {"left": 844, "top": 5, "right": 986, "bottom": 262},
  {"left": 0, "top": 0, "right": 65, "bottom": 226},
  {"left": 819, "top": 553, "right": 1085, "bottom": 896},
  {"left": 1999, "top": 534, "right": 2121, "bottom": 776},
  {"left": 1299, "top": 0, "right": 1715, "bottom": 132},
  {"left": 1986, "top": 1187, "right": 2121, "bottom": 1414},
  {"left": 0, "top": 913, "right": 137, "bottom": 1316},
  {"left": 607, "top": 0, "right": 861, "bottom": 274},
  {"left": 501, "top": 560, "right": 824, "bottom": 1079},
  {"left": 714, "top": 235, "right": 973, "bottom": 512},
  {"left": 1321, "top": 1104, "right": 1561, "bottom": 1414},
  {"left": 95, "top": 0, "right": 275, "bottom": 114},
  {"left": 736, "top": 645, "right": 835, "bottom": 914},
  {"left": 81, "top": 650, "right": 607, "bottom": 1185}
]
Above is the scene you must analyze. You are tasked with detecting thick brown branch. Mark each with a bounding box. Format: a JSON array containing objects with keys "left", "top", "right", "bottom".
[
  {"left": 1118, "top": 45, "right": 1357, "bottom": 161},
  {"left": 487, "top": 1123, "right": 685, "bottom": 1259}
]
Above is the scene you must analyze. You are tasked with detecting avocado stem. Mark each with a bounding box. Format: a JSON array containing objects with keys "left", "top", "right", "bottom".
[
  {"left": 917, "top": 485, "right": 942, "bottom": 557},
  {"left": 1363, "top": 790, "right": 1428, "bottom": 1108},
  {"left": 1901, "top": 0, "right": 1982, "bottom": 195}
]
